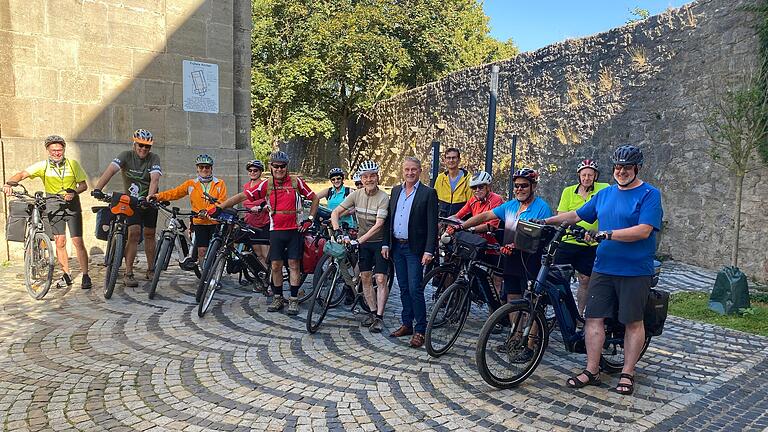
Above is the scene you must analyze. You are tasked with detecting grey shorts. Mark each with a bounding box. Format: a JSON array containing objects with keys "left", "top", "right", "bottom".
[{"left": 584, "top": 272, "right": 652, "bottom": 324}]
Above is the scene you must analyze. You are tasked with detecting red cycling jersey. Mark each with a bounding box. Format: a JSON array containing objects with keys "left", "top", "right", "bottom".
[
  {"left": 454, "top": 192, "right": 504, "bottom": 244},
  {"left": 244, "top": 174, "right": 316, "bottom": 231},
  {"left": 243, "top": 179, "right": 269, "bottom": 229}
]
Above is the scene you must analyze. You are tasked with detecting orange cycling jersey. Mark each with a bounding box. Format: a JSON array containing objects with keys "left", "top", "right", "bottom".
[{"left": 454, "top": 192, "right": 504, "bottom": 244}]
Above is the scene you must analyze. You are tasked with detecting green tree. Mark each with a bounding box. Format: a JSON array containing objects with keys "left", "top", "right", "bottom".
[{"left": 626, "top": 7, "right": 650, "bottom": 23}]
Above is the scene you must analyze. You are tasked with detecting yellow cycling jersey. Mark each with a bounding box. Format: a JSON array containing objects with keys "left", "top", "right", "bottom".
[{"left": 557, "top": 182, "right": 609, "bottom": 245}]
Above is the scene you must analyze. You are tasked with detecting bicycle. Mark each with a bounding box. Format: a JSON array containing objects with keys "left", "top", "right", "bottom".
[
  {"left": 91, "top": 191, "right": 141, "bottom": 299},
  {"left": 424, "top": 230, "right": 503, "bottom": 357},
  {"left": 5, "top": 182, "right": 60, "bottom": 299},
  {"left": 474, "top": 222, "right": 665, "bottom": 389},
  {"left": 145, "top": 200, "right": 198, "bottom": 299}
]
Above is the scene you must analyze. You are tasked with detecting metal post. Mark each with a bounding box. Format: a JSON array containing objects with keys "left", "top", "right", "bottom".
[
  {"left": 430, "top": 140, "right": 440, "bottom": 188},
  {"left": 507, "top": 134, "right": 518, "bottom": 199},
  {"left": 485, "top": 65, "right": 500, "bottom": 174}
]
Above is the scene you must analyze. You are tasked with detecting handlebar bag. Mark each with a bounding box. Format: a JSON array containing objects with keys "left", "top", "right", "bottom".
[
  {"left": 644, "top": 288, "right": 670, "bottom": 337},
  {"left": 6, "top": 200, "right": 32, "bottom": 242},
  {"left": 454, "top": 231, "right": 488, "bottom": 261},
  {"left": 323, "top": 241, "right": 346, "bottom": 259}
]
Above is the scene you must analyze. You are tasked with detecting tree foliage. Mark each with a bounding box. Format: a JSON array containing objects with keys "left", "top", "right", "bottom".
[
  {"left": 250, "top": 0, "right": 518, "bottom": 167},
  {"left": 626, "top": 7, "right": 650, "bottom": 24}
]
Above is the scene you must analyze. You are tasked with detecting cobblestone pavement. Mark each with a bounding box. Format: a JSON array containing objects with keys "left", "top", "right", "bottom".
[{"left": 1, "top": 258, "right": 767, "bottom": 431}]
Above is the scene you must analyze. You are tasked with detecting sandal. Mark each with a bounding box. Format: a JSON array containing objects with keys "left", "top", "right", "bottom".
[
  {"left": 614, "top": 373, "right": 635, "bottom": 395},
  {"left": 566, "top": 369, "right": 601, "bottom": 389}
]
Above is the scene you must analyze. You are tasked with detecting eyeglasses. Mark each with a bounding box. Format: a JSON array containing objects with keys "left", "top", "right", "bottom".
[
  {"left": 247, "top": 168, "right": 261, "bottom": 173},
  {"left": 470, "top": 185, "right": 486, "bottom": 191},
  {"left": 135, "top": 143, "right": 152, "bottom": 149},
  {"left": 355, "top": 182, "right": 363, "bottom": 187},
  {"left": 271, "top": 163, "right": 287, "bottom": 169},
  {"left": 330, "top": 176, "right": 343, "bottom": 182},
  {"left": 197, "top": 165, "right": 212, "bottom": 170},
  {"left": 613, "top": 164, "right": 636, "bottom": 172},
  {"left": 513, "top": 183, "right": 530, "bottom": 189}
]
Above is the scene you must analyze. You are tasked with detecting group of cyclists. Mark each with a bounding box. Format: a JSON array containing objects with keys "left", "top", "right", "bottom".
[{"left": 5, "top": 131, "right": 662, "bottom": 396}]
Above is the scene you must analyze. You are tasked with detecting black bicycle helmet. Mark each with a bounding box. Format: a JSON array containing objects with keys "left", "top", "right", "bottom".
[
  {"left": 612, "top": 145, "right": 643, "bottom": 166},
  {"left": 512, "top": 168, "right": 539, "bottom": 184},
  {"left": 246, "top": 159, "right": 265, "bottom": 170}
]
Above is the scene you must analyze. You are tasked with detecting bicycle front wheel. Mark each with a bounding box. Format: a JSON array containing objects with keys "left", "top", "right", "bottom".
[
  {"left": 425, "top": 282, "right": 471, "bottom": 357},
  {"left": 306, "top": 263, "right": 340, "bottom": 333},
  {"left": 148, "top": 235, "right": 173, "bottom": 300},
  {"left": 104, "top": 232, "right": 124, "bottom": 300},
  {"left": 475, "top": 302, "right": 549, "bottom": 389},
  {"left": 198, "top": 253, "right": 226, "bottom": 317},
  {"left": 196, "top": 237, "right": 221, "bottom": 303},
  {"left": 24, "top": 231, "right": 55, "bottom": 300}
]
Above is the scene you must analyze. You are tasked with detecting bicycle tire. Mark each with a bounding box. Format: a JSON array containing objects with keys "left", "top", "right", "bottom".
[
  {"left": 425, "top": 282, "right": 471, "bottom": 357},
  {"left": 422, "top": 265, "right": 459, "bottom": 312},
  {"left": 104, "top": 232, "right": 124, "bottom": 300},
  {"left": 196, "top": 237, "right": 221, "bottom": 303},
  {"left": 306, "top": 263, "right": 340, "bottom": 333},
  {"left": 199, "top": 252, "right": 226, "bottom": 317},
  {"left": 24, "top": 231, "right": 55, "bottom": 300},
  {"left": 148, "top": 236, "right": 173, "bottom": 300},
  {"left": 475, "top": 302, "right": 549, "bottom": 389},
  {"left": 600, "top": 335, "right": 652, "bottom": 373}
]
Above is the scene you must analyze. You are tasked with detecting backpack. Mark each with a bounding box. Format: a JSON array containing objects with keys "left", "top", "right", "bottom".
[{"left": 327, "top": 186, "right": 351, "bottom": 200}]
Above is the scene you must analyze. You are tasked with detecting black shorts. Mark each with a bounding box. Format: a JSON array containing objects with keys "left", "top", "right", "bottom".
[
  {"left": 249, "top": 226, "right": 269, "bottom": 244},
  {"left": 502, "top": 275, "right": 528, "bottom": 297},
  {"left": 44, "top": 198, "right": 83, "bottom": 237},
  {"left": 358, "top": 241, "right": 388, "bottom": 274},
  {"left": 127, "top": 206, "right": 158, "bottom": 229},
  {"left": 193, "top": 224, "right": 218, "bottom": 248},
  {"left": 584, "top": 272, "right": 652, "bottom": 324},
  {"left": 268, "top": 229, "right": 302, "bottom": 261},
  {"left": 554, "top": 243, "right": 597, "bottom": 276},
  {"left": 480, "top": 252, "right": 503, "bottom": 275}
]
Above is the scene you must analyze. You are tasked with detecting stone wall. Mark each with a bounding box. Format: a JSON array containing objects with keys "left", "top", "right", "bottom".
[
  {"left": 0, "top": 0, "right": 253, "bottom": 260},
  {"left": 362, "top": 0, "right": 768, "bottom": 280}
]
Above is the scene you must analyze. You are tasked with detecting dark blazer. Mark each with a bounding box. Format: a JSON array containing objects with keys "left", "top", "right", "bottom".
[{"left": 383, "top": 182, "right": 439, "bottom": 257}]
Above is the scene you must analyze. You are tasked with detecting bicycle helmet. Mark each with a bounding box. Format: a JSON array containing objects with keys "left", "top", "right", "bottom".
[
  {"left": 246, "top": 160, "right": 265, "bottom": 171},
  {"left": 358, "top": 160, "right": 380, "bottom": 174},
  {"left": 44, "top": 135, "right": 66, "bottom": 148},
  {"left": 328, "top": 167, "right": 345, "bottom": 179},
  {"left": 469, "top": 171, "right": 492, "bottom": 187},
  {"left": 352, "top": 171, "right": 361, "bottom": 183},
  {"left": 269, "top": 151, "right": 290, "bottom": 164},
  {"left": 195, "top": 154, "right": 214, "bottom": 166},
  {"left": 132, "top": 129, "right": 154, "bottom": 145},
  {"left": 512, "top": 168, "right": 539, "bottom": 184},
  {"left": 612, "top": 145, "right": 643, "bottom": 166},
  {"left": 577, "top": 159, "right": 598, "bottom": 173}
]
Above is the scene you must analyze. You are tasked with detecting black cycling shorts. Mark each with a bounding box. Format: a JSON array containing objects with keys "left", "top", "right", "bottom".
[
  {"left": 193, "top": 224, "right": 218, "bottom": 248},
  {"left": 554, "top": 243, "right": 597, "bottom": 276},
  {"left": 44, "top": 199, "right": 84, "bottom": 238},
  {"left": 127, "top": 206, "right": 158, "bottom": 229},
  {"left": 502, "top": 274, "right": 528, "bottom": 297},
  {"left": 268, "top": 229, "right": 302, "bottom": 261},
  {"left": 584, "top": 272, "right": 652, "bottom": 324},
  {"left": 358, "top": 241, "right": 388, "bottom": 274}
]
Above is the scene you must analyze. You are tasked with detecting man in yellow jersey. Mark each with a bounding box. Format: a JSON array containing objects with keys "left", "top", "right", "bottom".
[
  {"left": 434, "top": 147, "right": 472, "bottom": 217},
  {"left": 553, "top": 159, "right": 609, "bottom": 316},
  {"left": 2, "top": 135, "right": 92, "bottom": 289}
]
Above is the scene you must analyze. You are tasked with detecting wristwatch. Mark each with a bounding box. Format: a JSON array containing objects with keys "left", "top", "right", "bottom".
[
  {"left": 606, "top": 230, "right": 613, "bottom": 240},
  {"left": 307, "top": 215, "right": 314, "bottom": 221},
  {"left": 468, "top": 226, "right": 476, "bottom": 233}
]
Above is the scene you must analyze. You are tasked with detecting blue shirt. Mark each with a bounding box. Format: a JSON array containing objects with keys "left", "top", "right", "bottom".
[
  {"left": 327, "top": 186, "right": 356, "bottom": 228},
  {"left": 492, "top": 197, "right": 553, "bottom": 244},
  {"left": 393, "top": 182, "right": 419, "bottom": 239},
  {"left": 449, "top": 171, "right": 464, "bottom": 192},
  {"left": 577, "top": 183, "right": 663, "bottom": 276}
]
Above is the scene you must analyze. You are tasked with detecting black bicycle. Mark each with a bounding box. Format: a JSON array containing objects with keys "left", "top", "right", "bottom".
[
  {"left": 474, "top": 222, "right": 666, "bottom": 389},
  {"left": 92, "top": 192, "right": 141, "bottom": 299},
  {"left": 146, "top": 200, "right": 198, "bottom": 299}
]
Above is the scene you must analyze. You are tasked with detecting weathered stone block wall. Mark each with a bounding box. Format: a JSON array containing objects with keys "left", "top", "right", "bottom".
[
  {"left": 362, "top": 0, "right": 768, "bottom": 280},
  {"left": 0, "top": 0, "right": 253, "bottom": 259}
]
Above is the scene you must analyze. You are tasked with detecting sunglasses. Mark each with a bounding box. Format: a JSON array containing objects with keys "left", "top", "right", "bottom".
[
  {"left": 247, "top": 168, "right": 262, "bottom": 173},
  {"left": 197, "top": 165, "right": 212, "bottom": 170},
  {"left": 513, "top": 183, "right": 530, "bottom": 189},
  {"left": 613, "top": 164, "right": 636, "bottom": 172},
  {"left": 330, "top": 176, "right": 343, "bottom": 182},
  {"left": 271, "top": 164, "right": 287, "bottom": 169},
  {"left": 135, "top": 143, "right": 152, "bottom": 149},
  {"left": 355, "top": 182, "right": 363, "bottom": 187},
  {"left": 470, "top": 185, "right": 486, "bottom": 191}
]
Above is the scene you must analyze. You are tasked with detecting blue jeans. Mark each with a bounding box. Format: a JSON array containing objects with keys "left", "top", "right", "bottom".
[{"left": 392, "top": 241, "right": 426, "bottom": 334}]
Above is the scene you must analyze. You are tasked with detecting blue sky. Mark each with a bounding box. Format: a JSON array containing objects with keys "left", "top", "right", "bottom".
[{"left": 482, "top": 0, "right": 691, "bottom": 52}]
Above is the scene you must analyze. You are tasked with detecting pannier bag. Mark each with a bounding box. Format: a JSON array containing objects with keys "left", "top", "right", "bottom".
[
  {"left": 709, "top": 266, "right": 750, "bottom": 315},
  {"left": 94, "top": 207, "right": 114, "bottom": 241},
  {"left": 302, "top": 234, "right": 325, "bottom": 273},
  {"left": 644, "top": 288, "right": 670, "bottom": 337},
  {"left": 6, "top": 200, "right": 32, "bottom": 242}
]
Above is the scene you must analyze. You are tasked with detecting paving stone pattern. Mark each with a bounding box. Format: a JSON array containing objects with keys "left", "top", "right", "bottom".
[{"left": 0, "top": 258, "right": 766, "bottom": 431}]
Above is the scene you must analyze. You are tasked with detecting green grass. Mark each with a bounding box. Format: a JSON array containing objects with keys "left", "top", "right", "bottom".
[{"left": 669, "top": 291, "right": 768, "bottom": 337}]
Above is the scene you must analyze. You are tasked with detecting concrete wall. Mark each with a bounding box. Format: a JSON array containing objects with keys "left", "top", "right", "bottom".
[
  {"left": 0, "top": 0, "right": 253, "bottom": 259},
  {"left": 361, "top": 0, "right": 768, "bottom": 280}
]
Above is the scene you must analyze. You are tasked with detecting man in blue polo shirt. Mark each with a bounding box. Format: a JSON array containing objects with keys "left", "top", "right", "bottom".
[{"left": 542, "top": 145, "right": 663, "bottom": 396}]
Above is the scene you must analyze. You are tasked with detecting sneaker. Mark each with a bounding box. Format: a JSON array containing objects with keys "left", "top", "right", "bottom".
[
  {"left": 57, "top": 273, "right": 73, "bottom": 288},
  {"left": 81, "top": 274, "right": 92, "bottom": 290},
  {"left": 124, "top": 273, "right": 139, "bottom": 288},
  {"left": 267, "top": 296, "right": 286, "bottom": 312},
  {"left": 286, "top": 297, "right": 300, "bottom": 316},
  {"left": 491, "top": 323, "right": 504, "bottom": 334},
  {"left": 369, "top": 317, "right": 384, "bottom": 333},
  {"left": 508, "top": 347, "right": 534, "bottom": 364},
  {"left": 361, "top": 313, "right": 375, "bottom": 327}
]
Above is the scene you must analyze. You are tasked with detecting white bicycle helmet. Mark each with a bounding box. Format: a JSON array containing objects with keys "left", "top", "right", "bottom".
[
  {"left": 352, "top": 171, "right": 361, "bottom": 182},
  {"left": 469, "top": 171, "right": 492, "bottom": 187},
  {"left": 358, "top": 160, "right": 380, "bottom": 174}
]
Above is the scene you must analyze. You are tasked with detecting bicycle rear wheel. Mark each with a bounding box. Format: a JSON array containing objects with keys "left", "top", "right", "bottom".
[
  {"left": 24, "top": 231, "right": 55, "bottom": 300},
  {"left": 425, "top": 282, "right": 471, "bottom": 357},
  {"left": 306, "top": 264, "right": 341, "bottom": 333},
  {"left": 600, "top": 324, "right": 652, "bottom": 373},
  {"left": 104, "top": 232, "right": 124, "bottom": 300},
  {"left": 475, "top": 302, "right": 549, "bottom": 389},
  {"left": 196, "top": 237, "right": 221, "bottom": 303},
  {"left": 199, "top": 253, "right": 226, "bottom": 317},
  {"left": 148, "top": 235, "right": 173, "bottom": 300},
  {"left": 423, "top": 265, "right": 458, "bottom": 312}
]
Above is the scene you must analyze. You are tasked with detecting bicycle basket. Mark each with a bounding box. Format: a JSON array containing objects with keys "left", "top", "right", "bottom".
[
  {"left": 323, "top": 241, "right": 346, "bottom": 259},
  {"left": 454, "top": 231, "right": 487, "bottom": 261},
  {"left": 514, "top": 220, "right": 556, "bottom": 254},
  {"left": 6, "top": 200, "right": 32, "bottom": 242}
]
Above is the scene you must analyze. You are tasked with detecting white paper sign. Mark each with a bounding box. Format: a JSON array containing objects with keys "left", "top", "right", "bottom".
[{"left": 183, "top": 60, "right": 219, "bottom": 113}]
